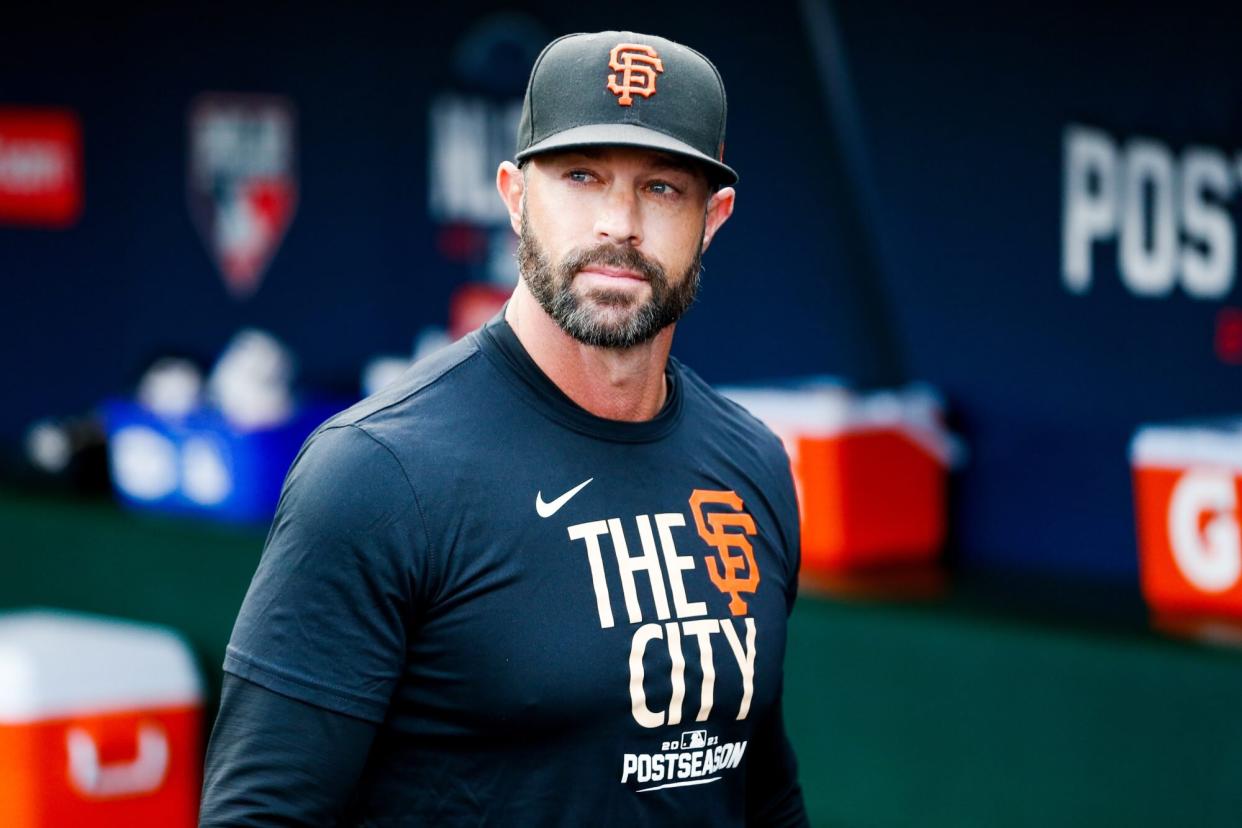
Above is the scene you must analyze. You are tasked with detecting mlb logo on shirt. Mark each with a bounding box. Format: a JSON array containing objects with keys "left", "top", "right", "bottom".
[{"left": 680, "top": 730, "right": 707, "bottom": 749}]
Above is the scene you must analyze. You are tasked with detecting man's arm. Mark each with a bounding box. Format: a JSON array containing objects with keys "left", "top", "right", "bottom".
[
  {"left": 200, "top": 674, "right": 378, "bottom": 826},
  {"left": 200, "top": 422, "right": 429, "bottom": 821},
  {"left": 745, "top": 698, "right": 810, "bottom": 827},
  {"left": 746, "top": 430, "right": 810, "bottom": 826}
]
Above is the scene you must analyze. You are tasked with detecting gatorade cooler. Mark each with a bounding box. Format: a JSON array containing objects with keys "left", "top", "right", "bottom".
[
  {"left": 1132, "top": 420, "right": 1242, "bottom": 618},
  {"left": 723, "top": 383, "right": 956, "bottom": 573},
  {"left": 0, "top": 610, "right": 203, "bottom": 827}
]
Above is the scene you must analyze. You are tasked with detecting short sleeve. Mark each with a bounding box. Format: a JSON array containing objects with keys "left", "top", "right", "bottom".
[
  {"left": 223, "top": 423, "right": 426, "bottom": 722},
  {"left": 763, "top": 430, "right": 803, "bottom": 616}
]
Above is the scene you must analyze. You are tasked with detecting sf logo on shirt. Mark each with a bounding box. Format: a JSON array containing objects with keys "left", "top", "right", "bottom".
[
  {"left": 565, "top": 490, "right": 762, "bottom": 728},
  {"left": 690, "top": 489, "right": 760, "bottom": 616}
]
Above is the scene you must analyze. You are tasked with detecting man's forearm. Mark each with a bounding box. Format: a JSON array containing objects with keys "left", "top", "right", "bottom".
[{"left": 200, "top": 673, "right": 378, "bottom": 826}]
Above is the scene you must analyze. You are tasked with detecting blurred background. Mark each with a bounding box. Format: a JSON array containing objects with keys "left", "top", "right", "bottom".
[{"left": 4, "top": 1, "right": 1242, "bottom": 826}]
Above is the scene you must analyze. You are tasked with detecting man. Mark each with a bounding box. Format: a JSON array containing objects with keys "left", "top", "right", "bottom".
[{"left": 201, "top": 30, "right": 808, "bottom": 827}]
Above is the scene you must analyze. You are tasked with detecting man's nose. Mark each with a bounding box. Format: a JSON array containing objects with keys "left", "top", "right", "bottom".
[{"left": 593, "top": 186, "right": 641, "bottom": 245}]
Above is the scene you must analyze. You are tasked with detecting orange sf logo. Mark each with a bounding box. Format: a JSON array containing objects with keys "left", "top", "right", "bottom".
[
  {"left": 690, "top": 489, "right": 760, "bottom": 616},
  {"left": 607, "top": 43, "right": 664, "bottom": 106}
]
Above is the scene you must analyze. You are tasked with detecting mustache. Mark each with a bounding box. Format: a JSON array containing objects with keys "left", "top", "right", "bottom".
[{"left": 558, "top": 243, "right": 666, "bottom": 284}]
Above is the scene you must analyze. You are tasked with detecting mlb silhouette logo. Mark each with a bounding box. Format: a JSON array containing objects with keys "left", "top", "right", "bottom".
[
  {"left": 680, "top": 730, "right": 707, "bottom": 750},
  {"left": 187, "top": 94, "right": 298, "bottom": 299},
  {"left": 1132, "top": 422, "right": 1242, "bottom": 618}
]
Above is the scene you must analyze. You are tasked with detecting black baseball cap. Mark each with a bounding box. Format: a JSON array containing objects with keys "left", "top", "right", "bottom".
[{"left": 515, "top": 31, "right": 737, "bottom": 186}]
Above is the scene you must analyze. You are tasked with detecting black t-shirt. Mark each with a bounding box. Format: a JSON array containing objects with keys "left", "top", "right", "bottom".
[{"left": 212, "top": 316, "right": 806, "bottom": 826}]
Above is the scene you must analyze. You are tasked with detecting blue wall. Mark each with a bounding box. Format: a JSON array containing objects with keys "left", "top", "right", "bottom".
[
  {"left": 1, "top": 2, "right": 882, "bottom": 432},
  {"left": 6, "top": 1, "right": 1241, "bottom": 584},
  {"left": 834, "top": 1, "right": 1242, "bottom": 578}
]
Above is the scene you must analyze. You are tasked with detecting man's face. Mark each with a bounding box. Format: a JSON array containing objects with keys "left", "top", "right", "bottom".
[{"left": 515, "top": 147, "right": 716, "bottom": 349}]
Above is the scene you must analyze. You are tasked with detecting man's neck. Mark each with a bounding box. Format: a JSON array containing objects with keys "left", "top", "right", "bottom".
[{"left": 504, "top": 281, "right": 673, "bottom": 422}]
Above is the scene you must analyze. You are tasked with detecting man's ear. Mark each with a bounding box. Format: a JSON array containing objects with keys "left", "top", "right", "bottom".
[
  {"left": 701, "top": 186, "right": 735, "bottom": 253},
  {"left": 496, "top": 161, "right": 526, "bottom": 235}
]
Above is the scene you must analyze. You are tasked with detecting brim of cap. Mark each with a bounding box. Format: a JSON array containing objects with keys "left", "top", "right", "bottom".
[{"left": 515, "top": 123, "right": 738, "bottom": 186}]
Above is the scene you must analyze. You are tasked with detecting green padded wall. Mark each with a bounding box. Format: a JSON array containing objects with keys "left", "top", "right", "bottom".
[{"left": 5, "top": 491, "right": 1242, "bottom": 827}]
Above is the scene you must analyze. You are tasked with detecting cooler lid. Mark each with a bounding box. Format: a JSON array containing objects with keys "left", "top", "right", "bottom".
[
  {"left": 1131, "top": 419, "right": 1242, "bottom": 470},
  {"left": 721, "top": 384, "right": 958, "bottom": 466},
  {"left": 0, "top": 610, "right": 202, "bottom": 724}
]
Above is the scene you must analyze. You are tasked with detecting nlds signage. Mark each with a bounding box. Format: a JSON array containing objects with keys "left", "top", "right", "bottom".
[
  {"left": 187, "top": 94, "right": 298, "bottom": 300},
  {"left": 1062, "top": 124, "right": 1238, "bottom": 299}
]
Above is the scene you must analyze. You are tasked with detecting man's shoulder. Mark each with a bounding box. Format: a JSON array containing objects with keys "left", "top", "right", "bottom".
[
  {"left": 675, "top": 359, "right": 787, "bottom": 459},
  {"left": 322, "top": 334, "right": 487, "bottom": 435},
  {"left": 289, "top": 334, "right": 494, "bottom": 490},
  {"left": 675, "top": 359, "right": 801, "bottom": 586}
]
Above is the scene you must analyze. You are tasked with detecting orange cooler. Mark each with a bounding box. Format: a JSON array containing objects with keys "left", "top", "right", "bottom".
[
  {"left": 723, "top": 384, "right": 954, "bottom": 573},
  {"left": 0, "top": 611, "right": 203, "bottom": 827},
  {"left": 1132, "top": 422, "right": 1242, "bottom": 618}
]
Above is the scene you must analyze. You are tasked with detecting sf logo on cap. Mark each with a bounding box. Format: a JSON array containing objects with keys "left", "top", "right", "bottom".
[{"left": 607, "top": 43, "right": 664, "bottom": 106}]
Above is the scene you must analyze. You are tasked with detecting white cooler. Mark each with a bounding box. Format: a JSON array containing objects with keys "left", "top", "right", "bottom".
[{"left": 0, "top": 610, "right": 203, "bottom": 827}]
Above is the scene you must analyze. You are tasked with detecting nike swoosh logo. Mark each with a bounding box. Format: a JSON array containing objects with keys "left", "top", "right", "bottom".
[{"left": 536, "top": 478, "right": 594, "bottom": 518}]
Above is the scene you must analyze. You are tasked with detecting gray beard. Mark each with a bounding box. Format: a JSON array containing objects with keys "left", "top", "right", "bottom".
[{"left": 516, "top": 209, "right": 703, "bottom": 349}]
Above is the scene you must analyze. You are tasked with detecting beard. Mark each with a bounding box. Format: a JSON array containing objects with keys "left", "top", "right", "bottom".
[{"left": 516, "top": 206, "right": 704, "bottom": 349}]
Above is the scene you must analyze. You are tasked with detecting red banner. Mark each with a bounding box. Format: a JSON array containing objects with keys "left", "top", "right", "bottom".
[{"left": 0, "top": 108, "right": 82, "bottom": 227}]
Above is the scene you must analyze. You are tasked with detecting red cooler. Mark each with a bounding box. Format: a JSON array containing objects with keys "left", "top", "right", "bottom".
[
  {"left": 723, "top": 384, "right": 955, "bottom": 573},
  {"left": 1132, "top": 421, "right": 1242, "bottom": 619},
  {"left": 0, "top": 610, "right": 203, "bottom": 827}
]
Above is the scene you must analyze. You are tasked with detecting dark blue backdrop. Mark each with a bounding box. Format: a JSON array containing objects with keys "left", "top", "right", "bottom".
[
  {"left": 2, "top": 1, "right": 883, "bottom": 424},
  {"left": 833, "top": 0, "right": 1242, "bottom": 578},
  {"left": 5, "top": 1, "right": 1240, "bottom": 585}
]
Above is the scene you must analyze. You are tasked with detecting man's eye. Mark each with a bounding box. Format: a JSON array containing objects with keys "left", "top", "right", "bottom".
[
  {"left": 567, "top": 170, "right": 592, "bottom": 183},
  {"left": 648, "top": 181, "right": 680, "bottom": 196}
]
